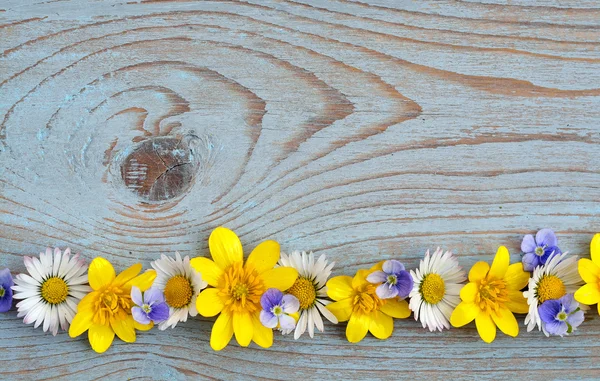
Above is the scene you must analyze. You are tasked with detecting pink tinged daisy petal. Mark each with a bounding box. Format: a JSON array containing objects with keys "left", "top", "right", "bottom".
[
  {"left": 52, "top": 248, "right": 62, "bottom": 276},
  {"left": 307, "top": 308, "right": 315, "bottom": 338},
  {"left": 313, "top": 308, "right": 324, "bottom": 332},
  {"left": 294, "top": 312, "right": 308, "bottom": 339}
]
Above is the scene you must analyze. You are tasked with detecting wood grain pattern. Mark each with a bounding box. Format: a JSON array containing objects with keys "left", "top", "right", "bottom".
[{"left": 1, "top": 0, "right": 599, "bottom": 379}]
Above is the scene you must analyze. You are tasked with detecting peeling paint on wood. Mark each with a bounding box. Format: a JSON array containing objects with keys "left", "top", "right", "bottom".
[{"left": 1, "top": 0, "right": 600, "bottom": 380}]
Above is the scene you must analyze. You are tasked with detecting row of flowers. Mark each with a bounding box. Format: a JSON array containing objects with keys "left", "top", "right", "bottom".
[{"left": 0, "top": 227, "right": 599, "bottom": 353}]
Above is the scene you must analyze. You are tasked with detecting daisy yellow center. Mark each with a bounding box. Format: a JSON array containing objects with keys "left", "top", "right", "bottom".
[
  {"left": 164, "top": 275, "right": 193, "bottom": 308},
  {"left": 40, "top": 277, "right": 68, "bottom": 305},
  {"left": 218, "top": 262, "right": 265, "bottom": 314},
  {"left": 287, "top": 277, "right": 317, "bottom": 310},
  {"left": 475, "top": 278, "right": 508, "bottom": 314},
  {"left": 93, "top": 285, "right": 131, "bottom": 325},
  {"left": 420, "top": 273, "right": 445, "bottom": 304},
  {"left": 536, "top": 275, "right": 566, "bottom": 304},
  {"left": 352, "top": 283, "right": 384, "bottom": 314}
]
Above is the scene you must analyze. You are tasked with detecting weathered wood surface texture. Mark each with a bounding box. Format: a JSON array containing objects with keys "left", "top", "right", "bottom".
[{"left": 1, "top": 0, "right": 599, "bottom": 379}]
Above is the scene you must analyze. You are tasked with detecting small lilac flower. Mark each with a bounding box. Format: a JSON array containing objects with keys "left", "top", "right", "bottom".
[
  {"left": 366, "top": 260, "right": 413, "bottom": 299},
  {"left": 260, "top": 288, "right": 299, "bottom": 332},
  {"left": 538, "top": 294, "right": 584, "bottom": 337},
  {"left": 521, "top": 228, "right": 562, "bottom": 272},
  {"left": 131, "top": 286, "right": 170, "bottom": 325},
  {"left": 0, "top": 268, "right": 13, "bottom": 313}
]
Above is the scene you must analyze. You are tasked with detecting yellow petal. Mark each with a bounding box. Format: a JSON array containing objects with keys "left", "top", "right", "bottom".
[
  {"left": 598, "top": 303, "right": 600, "bottom": 316},
  {"left": 369, "top": 261, "right": 385, "bottom": 272},
  {"left": 111, "top": 316, "right": 136, "bottom": 343},
  {"left": 503, "top": 263, "right": 529, "bottom": 290},
  {"left": 134, "top": 321, "right": 154, "bottom": 331},
  {"left": 210, "top": 312, "right": 233, "bottom": 351},
  {"left": 246, "top": 240, "right": 280, "bottom": 274},
  {"left": 88, "top": 257, "right": 116, "bottom": 290},
  {"left": 114, "top": 263, "right": 142, "bottom": 286},
  {"left": 251, "top": 312, "right": 273, "bottom": 348},
  {"left": 262, "top": 267, "right": 298, "bottom": 291},
  {"left": 491, "top": 307, "right": 518, "bottom": 337},
  {"left": 368, "top": 311, "right": 393, "bottom": 339},
  {"left": 489, "top": 246, "right": 510, "bottom": 280},
  {"left": 575, "top": 283, "right": 600, "bottom": 305},
  {"left": 126, "top": 270, "right": 157, "bottom": 292},
  {"left": 326, "top": 276, "right": 354, "bottom": 301},
  {"left": 233, "top": 312, "right": 253, "bottom": 347},
  {"left": 450, "top": 302, "right": 479, "bottom": 327},
  {"left": 579, "top": 258, "right": 600, "bottom": 284},
  {"left": 209, "top": 227, "right": 243, "bottom": 270},
  {"left": 505, "top": 290, "right": 529, "bottom": 314},
  {"left": 76, "top": 292, "right": 98, "bottom": 313},
  {"left": 352, "top": 270, "right": 370, "bottom": 289},
  {"left": 326, "top": 298, "right": 353, "bottom": 322},
  {"left": 380, "top": 299, "right": 411, "bottom": 319},
  {"left": 69, "top": 310, "right": 93, "bottom": 338},
  {"left": 190, "top": 257, "right": 223, "bottom": 287},
  {"left": 459, "top": 282, "right": 478, "bottom": 303},
  {"left": 196, "top": 288, "right": 224, "bottom": 317},
  {"left": 88, "top": 323, "right": 115, "bottom": 354},
  {"left": 468, "top": 262, "right": 490, "bottom": 282},
  {"left": 475, "top": 312, "right": 496, "bottom": 343},
  {"left": 346, "top": 312, "right": 370, "bottom": 343},
  {"left": 591, "top": 233, "right": 600, "bottom": 266}
]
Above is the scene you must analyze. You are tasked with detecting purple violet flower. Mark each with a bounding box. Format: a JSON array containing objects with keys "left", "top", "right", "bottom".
[
  {"left": 521, "top": 228, "right": 562, "bottom": 272},
  {"left": 0, "top": 268, "right": 13, "bottom": 313},
  {"left": 131, "top": 286, "right": 170, "bottom": 325},
  {"left": 538, "top": 294, "right": 584, "bottom": 337},
  {"left": 259, "top": 288, "right": 299, "bottom": 331},
  {"left": 366, "top": 260, "right": 413, "bottom": 299}
]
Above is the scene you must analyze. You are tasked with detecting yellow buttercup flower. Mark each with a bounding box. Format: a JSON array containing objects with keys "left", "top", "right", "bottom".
[
  {"left": 325, "top": 263, "right": 411, "bottom": 343},
  {"left": 191, "top": 227, "right": 298, "bottom": 351},
  {"left": 68, "top": 258, "right": 157, "bottom": 353},
  {"left": 575, "top": 233, "right": 600, "bottom": 314},
  {"left": 450, "top": 246, "right": 529, "bottom": 343}
]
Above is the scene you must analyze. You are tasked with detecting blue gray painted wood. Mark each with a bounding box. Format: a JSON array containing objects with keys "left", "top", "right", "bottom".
[{"left": 1, "top": 0, "right": 599, "bottom": 379}]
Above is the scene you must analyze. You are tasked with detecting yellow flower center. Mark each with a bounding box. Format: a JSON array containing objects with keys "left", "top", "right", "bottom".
[
  {"left": 164, "top": 275, "right": 193, "bottom": 308},
  {"left": 218, "top": 262, "right": 265, "bottom": 314},
  {"left": 287, "top": 277, "right": 317, "bottom": 310},
  {"left": 92, "top": 285, "right": 131, "bottom": 325},
  {"left": 40, "top": 277, "right": 69, "bottom": 305},
  {"left": 536, "top": 275, "right": 566, "bottom": 304},
  {"left": 352, "top": 283, "right": 384, "bottom": 314},
  {"left": 420, "top": 273, "right": 445, "bottom": 304},
  {"left": 475, "top": 278, "right": 509, "bottom": 314},
  {"left": 0, "top": 286, "right": 5, "bottom": 298}
]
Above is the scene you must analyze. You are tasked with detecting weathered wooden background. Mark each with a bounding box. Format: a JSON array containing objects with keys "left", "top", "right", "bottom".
[{"left": 1, "top": 0, "right": 599, "bottom": 379}]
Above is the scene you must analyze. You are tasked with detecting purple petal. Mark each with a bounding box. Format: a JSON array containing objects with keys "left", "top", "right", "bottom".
[
  {"left": 0, "top": 292, "right": 12, "bottom": 313},
  {"left": 132, "top": 306, "right": 151, "bottom": 325},
  {"left": 0, "top": 268, "right": 13, "bottom": 289},
  {"left": 559, "top": 294, "right": 577, "bottom": 314},
  {"left": 281, "top": 294, "right": 300, "bottom": 314},
  {"left": 566, "top": 309, "right": 584, "bottom": 329},
  {"left": 544, "top": 319, "right": 568, "bottom": 336},
  {"left": 131, "top": 286, "right": 143, "bottom": 306},
  {"left": 394, "top": 271, "right": 414, "bottom": 299},
  {"left": 521, "top": 253, "right": 540, "bottom": 272},
  {"left": 144, "top": 287, "right": 165, "bottom": 305},
  {"left": 376, "top": 284, "right": 399, "bottom": 299},
  {"left": 148, "top": 302, "right": 170, "bottom": 322},
  {"left": 521, "top": 234, "right": 537, "bottom": 254},
  {"left": 536, "top": 228, "right": 558, "bottom": 248},
  {"left": 538, "top": 299, "right": 561, "bottom": 324},
  {"left": 260, "top": 288, "right": 283, "bottom": 311},
  {"left": 383, "top": 260, "right": 405, "bottom": 274},
  {"left": 260, "top": 310, "right": 278, "bottom": 328},
  {"left": 279, "top": 314, "right": 296, "bottom": 330},
  {"left": 366, "top": 271, "right": 388, "bottom": 284},
  {"left": 540, "top": 247, "right": 561, "bottom": 265}
]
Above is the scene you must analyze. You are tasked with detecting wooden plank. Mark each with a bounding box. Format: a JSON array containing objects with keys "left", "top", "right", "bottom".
[{"left": 1, "top": 0, "right": 599, "bottom": 379}]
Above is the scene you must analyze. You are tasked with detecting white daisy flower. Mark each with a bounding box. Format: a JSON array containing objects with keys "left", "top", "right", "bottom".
[
  {"left": 409, "top": 248, "right": 466, "bottom": 332},
  {"left": 151, "top": 252, "right": 207, "bottom": 330},
  {"left": 278, "top": 250, "right": 338, "bottom": 339},
  {"left": 12, "top": 248, "right": 91, "bottom": 336},
  {"left": 524, "top": 252, "right": 584, "bottom": 335}
]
